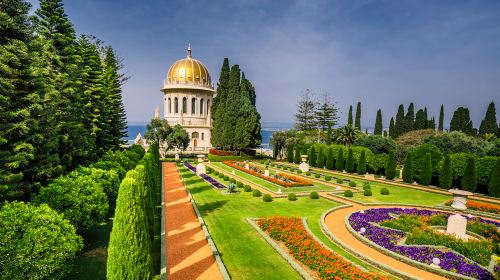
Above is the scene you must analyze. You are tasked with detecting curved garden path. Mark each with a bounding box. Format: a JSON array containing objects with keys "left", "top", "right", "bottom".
[
  {"left": 321, "top": 194, "right": 448, "bottom": 280},
  {"left": 163, "top": 162, "right": 223, "bottom": 280}
]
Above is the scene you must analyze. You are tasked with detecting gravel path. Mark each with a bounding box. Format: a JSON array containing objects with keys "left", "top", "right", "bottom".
[{"left": 163, "top": 162, "right": 223, "bottom": 280}]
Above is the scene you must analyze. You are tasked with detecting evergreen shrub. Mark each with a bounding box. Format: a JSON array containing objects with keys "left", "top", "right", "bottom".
[
  {"left": 263, "top": 194, "right": 273, "bottom": 202},
  {"left": 223, "top": 176, "right": 230, "bottom": 181},
  {"left": 364, "top": 189, "right": 372, "bottom": 196},
  {"left": 380, "top": 188, "right": 390, "bottom": 195},
  {"left": 244, "top": 185, "right": 252, "bottom": 192},
  {"left": 310, "top": 192, "right": 319, "bottom": 199},
  {"left": 252, "top": 189, "right": 261, "bottom": 197},
  {"left": 336, "top": 178, "right": 343, "bottom": 184},
  {"left": 344, "top": 190, "right": 353, "bottom": 197},
  {"left": 325, "top": 176, "right": 332, "bottom": 181},
  {"left": 288, "top": 193, "right": 297, "bottom": 201},
  {"left": 349, "top": 181, "right": 357, "bottom": 188}
]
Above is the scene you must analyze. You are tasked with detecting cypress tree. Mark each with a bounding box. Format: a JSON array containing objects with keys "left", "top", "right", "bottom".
[
  {"left": 128, "top": 165, "right": 154, "bottom": 240},
  {"left": 357, "top": 150, "right": 366, "bottom": 175},
  {"left": 415, "top": 109, "right": 427, "bottom": 130},
  {"left": 402, "top": 153, "right": 414, "bottom": 183},
  {"left": 438, "top": 105, "right": 444, "bottom": 132},
  {"left": 404, "top": 102, "right": 415, "bottom": 132},
  {"left": 293, "top": 145, "right": 301, "bottom": 164},
  {"left": 326, "top": 148, "right": 334, "bottom": 170},
  {"left": 428, "top": 116, "right": 436, "bottom": 129},
  {"left": 354, "top": 102, "right": 361, "bottom": 130},
  {"left": 450, "top": 107, "right": 474, "bottom": 135},
  {"left": 479, "top": 102, "right": 497, "bottom": 136},
  {"left": 347, "top": 105, "right": 353, "bottom": 126},
  {"left": 317, "top": 147, "right": 325, "bottom": 168},
  {"left": 345, "top": 149, "right": 354, "bottom": 172},
  {"left": 335, "top": 148, "right": 344, "bottom": 171},
  {"left": 0, "top": 0, "right": 42, "bottom": 200},
  {"left": 385, "top": 151, "right": 397, "bottom": 180},
  {"left": 394, "top": 104, "right": 405, "bottom": 137},
  {"left": 488, "top": 159, "right": 500, "bottom": 197},
  {"left": 374, "top": 109, "right": 383, "bottom": 135},
  {"left": 308, "top": 146, "right": 317, "bottom": 167},
  {"left": 389, "top": 117, "right": 395, "bottom": 138},
  {"left": 211, "top": 58, "right": 230, "bottom": 148},
  {"left": 420, "top": 153, "right": 432, "bottom": 186},
  {"left": 272, "top": 144, "right": 278, "bottom": 159},
  {"left": 439, "top": 154, "right": 452, "bottom": 189},
  {"left": 287, "top": 145, "right": 294, "bottom": 163},
  {"left": 234, "top": 73, "right": 261, "bottom": 149},
  {"left": 107, "top": 177, "right": 152, "bottom": 279},
  {"left": 221, "top": 65, "right": 241, "bottom": 149},
  {"left": 461, "top": 157, "right": 477, "bottom": 192}
]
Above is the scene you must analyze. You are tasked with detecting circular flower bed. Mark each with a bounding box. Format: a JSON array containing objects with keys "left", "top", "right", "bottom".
[{"left": 348, "top": 208, "right": 500, "bottom": 279}]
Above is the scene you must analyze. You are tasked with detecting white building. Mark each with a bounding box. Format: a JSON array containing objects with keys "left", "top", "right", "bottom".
[{"left": 161, "top": 45, "right": 214, "bottom": 154}]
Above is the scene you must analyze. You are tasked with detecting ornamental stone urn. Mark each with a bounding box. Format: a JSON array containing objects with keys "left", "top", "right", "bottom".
[
  {"left": 196, "top": 154, "right": 206, "bottom": 175},
  {"left": 175, "top": 153, "right": 179, "bottom": 161},
  {"left": 449, "top": 189, "right": 473, "bottom": 210},
  {"left": 264, "top": 166, "right": 269, "bottom": 177},
  {"left": 299, "top": 155, "right": 309, "bottom": 172},
  {"left": 446, "top": 189, "right": 473, "bottom": 240}
]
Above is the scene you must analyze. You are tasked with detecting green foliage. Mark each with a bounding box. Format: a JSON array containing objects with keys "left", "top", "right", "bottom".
[
  {"left": 295, "top": 90, "right": 318, "bottom": 131},
  {"left": 309, "top": 192, "right": 319, "bottom": 199},
  {"left": 288, "top": 193, "right": 297, "bottom": 201},
  {"left": 438, "top": 105, "right": 444, "bottom": 132},
  {"left": 336, "top": 178, "right": 343, "bottom": 184},
  {"left": 308, "top": 146, "right": 317, "bottom": 166},
  {"left": 450, "top": 107, "right": 474, "bottom": 135},
  {"left": 306, "top": 171, "right": 311, "bottom": 176},
  {"left": 244, "top": 185, "right": 252, "bottom": 192},
  {"left": 223, "top": 175, "right": 229, "bottom": 181},
  {"left": 211, "top": 58, "right": 230, "bottom": 148},
  {"left": 335, "top": 125, "right": 359, "bottom": 146},
  {"left": 107, "top": 177, "right": 152, "bottom": 279},
  {"left": 325, "top": 148, "right": 334, "bottom": 169},
  {"left": 252, "top": 189, "right": 261, "bottom": 197},
  {"left": 234, "top": 73, "right": 262, "bottom": 149},
  {"left": 410, "top": 143, "right": 442, "bottom": 174},
  {"left": 439, "top": 155, "right": 452, "bottom": 189},
  {"left": 263, "top": 194, "right": 273, "bottom": 202},
  {"left": 347, "top": 105, "right": 353, "bottom": 126},
  {"left": 167, "top": 124, "right": 190, "bottom": 152},
  {"left": 404, "top": 103, "right": 415, "bottom": 133},
  {"left": 315, "top": 93, "right": 339, "bottom": 131},
  {"left": 297, "top": 170, "right": 303, "bottom": 174},
  {"left": 479, "top": 102, "right": 497, "bottom": 136},
  {"left": 354, "top": 102, "right": 361, "bottom": 130},
  {"left": 425, "top": 131, "right": 490, "bottom": 156},
  {"left": 389, "top": 117, "right": 395, "bottom": 138},
  {"left": 349, "top": 181, "right": 357, "bottom": 187},
  {"left": 286, "top": 145, "right": 294, "bottom": 163},
  {"left": 363, "top": 181, "right": 371, "bottom": 189},
  {"left": 317, "top": 147, "right": 325, "bottom": 167},
  {"left": 91, "top": 160, "right": 127, "bottom": 180},
  {"left": 325, "top": 175, "right": 332, "bottom": 181},
  {"left": 394, "top": 104, "right": 405, "bottom": 137},
  {"left": 462, "top": 157, "right": 477, "bottom": 192},
  {"left": 33, "top": 174, "right": 108, "bottom": 230},
  {"left": 70, "top": 167, "right": 120, "bottom": 208},
  {"left": 102, "top": 150, "right": 136, "bottom": 171},
  {"left": 335, "top": 147, "right": 344, "bottom": 171},
  {"left": 354, "top": 134, "right": 395, "bottom": 154},
  {"left": 229, "top": 178, "right": 236, "bottom": 183},
  {"left": 345, "top": 149, "right": 354, "bottom": 172},
  {"left": 402, "top": 153, "right": 414, "bottom": 183},
  {"left": 476, "top": 156, "right": 498, "bottom": 185},
  {"left": 207, "top": 154, "right": 252, "bottom": 162},
  {"left": 363, "top": 189, "right": 372, "bottom": 196},
  {"left": 369, "top": 153, "right": 388, "bottom": 174},
  {"left": 0, "top": 201, "right": 83, "bottom": 280},
  {"left": 385, "top": 151, "right": 397, "bottom": 180},
  {"left": 419, "top": 153, "right": 432, "bottom": 186},
  {"left": 315, "top": 173, "right": 321, "bottom": 178},
  {"left": 344, "top": 190, "right": 353, "bottom": 197},
  {"left": 380, "top": 188, "right": 389, "bottom": 195},
  {"left": 489, "top": 159, "right": 500, "bottom": 197},
  {"left": 357, "top": 150, "right": 367, "bottom": 175},
  {"left": 449, "top": 153, "right": 476, "bottom": 178},
  {"left": 293, "top": 145, "right": 301, "bottom": 163},
  {"left": 236, "top": 182, "right": 244, "bottom": 188},
  {"left": 374, "top": 109, "right": 383, "bottom": 135},
  {"left": 214, "top": 170, "right": 219, "bottom": 176}
]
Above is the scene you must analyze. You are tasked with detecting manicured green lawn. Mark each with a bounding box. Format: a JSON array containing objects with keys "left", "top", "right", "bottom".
[
  {"left": 211, "top": 162, "right": 336, "bottom": 193},
  {"left": 178, "top": 166, "right": 390, "bottom": 279}
]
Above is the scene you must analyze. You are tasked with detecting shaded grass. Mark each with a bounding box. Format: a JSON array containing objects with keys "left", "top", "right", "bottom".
[{"left": 179, "top": 166, "right": 389, "bottom": 279}]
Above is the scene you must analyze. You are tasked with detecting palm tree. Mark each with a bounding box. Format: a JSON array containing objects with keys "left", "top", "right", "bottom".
[{"left": 335, "top": 125, "right": 360, "bottom": 147}]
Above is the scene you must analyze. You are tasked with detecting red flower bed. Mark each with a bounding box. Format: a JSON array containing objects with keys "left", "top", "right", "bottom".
[
  {"left": 224, "top": 161, "right": 313, "bottom": 188},
  {"left": 445, "top": 199, "right": 500, "bottom": 215},
  {"left": 258, "top": 217, "right": 385, "bottom": 280},
  {"left": 209, "top": 149, "right": 237, "bottom": 156}
]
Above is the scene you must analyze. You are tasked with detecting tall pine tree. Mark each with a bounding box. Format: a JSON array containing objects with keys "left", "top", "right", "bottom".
[
  {"left": 354, "top": 102, "right": 361, "bottom": 130},
  {"left": 438, "top": 105, "right": 444, "bottom": 132},
  {"left": 374, "top": 109, "right": 382, "bottom": 135},
  {"left": 347, "top": 105, "right": 353, "bottom": 126},
  {"left": 294, "top": 89, "right": 317, "bottom": 131},
  {"left": 479, "top": 102, "right": 497, "bottom": 136},
  {"left": 315, "top": 93, "right": 339, "bottom": 131}
]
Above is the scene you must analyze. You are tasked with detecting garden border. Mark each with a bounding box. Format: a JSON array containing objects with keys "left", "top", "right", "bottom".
[
  {"left": 246, "top": 218, "right": 313, "bottom": 280},
  {"left": 161, "top": 165, "right": 167, "bottom": 280},
  {"left": 177, "top": 164, "right": 231, "bottom": 280}
]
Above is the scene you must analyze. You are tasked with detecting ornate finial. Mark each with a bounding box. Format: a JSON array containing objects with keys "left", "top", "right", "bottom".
[{"left": 187, "top": 43, "right": 192, "bottom": 58}]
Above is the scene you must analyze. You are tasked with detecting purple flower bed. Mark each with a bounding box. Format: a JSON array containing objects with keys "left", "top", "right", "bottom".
[
  {"left": 348, "top": 208, "right": 497, "bottom": 279},
  {"left": 183, "top": 162, "right": 226, "bottom": 190}
]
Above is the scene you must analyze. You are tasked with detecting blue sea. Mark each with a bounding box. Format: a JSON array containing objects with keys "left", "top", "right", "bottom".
[{"left": 125, "top": 121, "right": 292, "bottom": 148}]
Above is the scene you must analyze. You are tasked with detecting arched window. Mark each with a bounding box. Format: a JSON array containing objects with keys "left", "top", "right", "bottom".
[
  {"left": 182, "top": 97, "right": 187, "bottom": 114},
  {"left": 168, "top": 98, "right": 171, "bottom": 114},
  {"left": 193, "top": 139, "right": 198, "bottom": 147},
  {"left": 191, "top": 132, "right": 199, "bottom": 139},
  {"left": 207, "top": 99, "right": 210, "bottom": 114},
  {"left": 191, "top": 98, "right": 196, "bottom": 114},
  {"left": 174, "top": 97, "right": 178, "bottom": 113},
  {"left": 200, "top": 98, "right": 204, "bottom": 115},
  {"left": 201, "top": 133, "right": 204, "bottom": 140}
]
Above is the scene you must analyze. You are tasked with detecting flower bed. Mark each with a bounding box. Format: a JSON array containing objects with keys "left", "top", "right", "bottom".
[
  {"left": 258, "top": 216, "right": 385, "bottom": 280},
  {"left": 184, "top": 162, "right": 226, "bottom": 190},
  {"left": 209, "top": 149, "right": 238, "bottom": 156},
  {"left": 224, "top": 161, "right": 313, "bottom": 188},
  {"left": 348, "top": 208, "right": 500, "bottom": 279},
  {"left": 445, "top": 200, "right": 500, "bottom": 215}
]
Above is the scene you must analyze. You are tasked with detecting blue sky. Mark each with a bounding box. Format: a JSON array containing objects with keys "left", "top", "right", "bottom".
[{"left": 29, "top": 0, "right": 500, "bottom": 128}]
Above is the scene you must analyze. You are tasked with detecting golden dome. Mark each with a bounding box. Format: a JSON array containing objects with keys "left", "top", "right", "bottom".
[{"left": 163, "top": 45, "right": 213, "bottom": 91}]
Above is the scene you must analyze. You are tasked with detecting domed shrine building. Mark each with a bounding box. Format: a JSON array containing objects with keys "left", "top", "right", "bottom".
[{"left": 161, "top": 46, "right": 213, "bottom": 154}]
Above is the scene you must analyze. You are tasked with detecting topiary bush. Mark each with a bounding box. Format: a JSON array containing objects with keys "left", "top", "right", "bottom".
[
  {"left": 218, "top": 173, "right": 224, "bottom": 178},
  {"left": 380, "top": 188, "right": 390, "bottom": 195},
  {"left": 310, "top": 192, "right": 319, "bottom": 199},
  {"left": 349, "top": 181, "right": 357, "bottom": 188},
  {"left": 344, "top": 190, "right": 353, "bottom": 197},
  {"left": 236, "top": 182, "right": 244, "bottom": 188},
  {"left": 214, "top": 170, "right": 219, "bottom": 175},
  {"left": 229, "top": 178, "right": 236, "bottom": 183},
  {"left": 223, "top": 175, "right": 230, "bottom": 181},
  {"left": 288, "top": 193, "right": 297, "bottom": 201},
  {"left": 325, "top": 175, "right": 332, "bottom": 181},
  {"left": 252, "top": 189, "right": 261, "bottom": 197},
  {"left": 315, "top": 173, "right": 321, "bottom": 178},
  {"left": 363, "top": 181, "right": 371, "bottom": 189},
  {"left": 263, "top": 194, "right": 273, "bottom": 202},
  {"left": 364, "top": 189, "right": 372, "bottom": 196},
  {"left": 244, "top": 185, "right": 252, "bottom": 192},
  {"left": 297, "top": 170, "right": 303, "bottom": 174},
  {"left": 336, "top": 178, "right": 343, "bottom": 184},
  {"left": 306, "top": 171, "right": 311, "bottom": 176}
]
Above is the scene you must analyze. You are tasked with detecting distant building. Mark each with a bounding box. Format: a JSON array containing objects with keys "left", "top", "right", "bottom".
[{"left": 161, "top": 45, "right": 214, "bottom": 154}]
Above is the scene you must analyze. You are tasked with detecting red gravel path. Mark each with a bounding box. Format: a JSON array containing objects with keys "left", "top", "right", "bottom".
[{"left": 163, "top": 162, "right": 223, "bottom": 280}]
